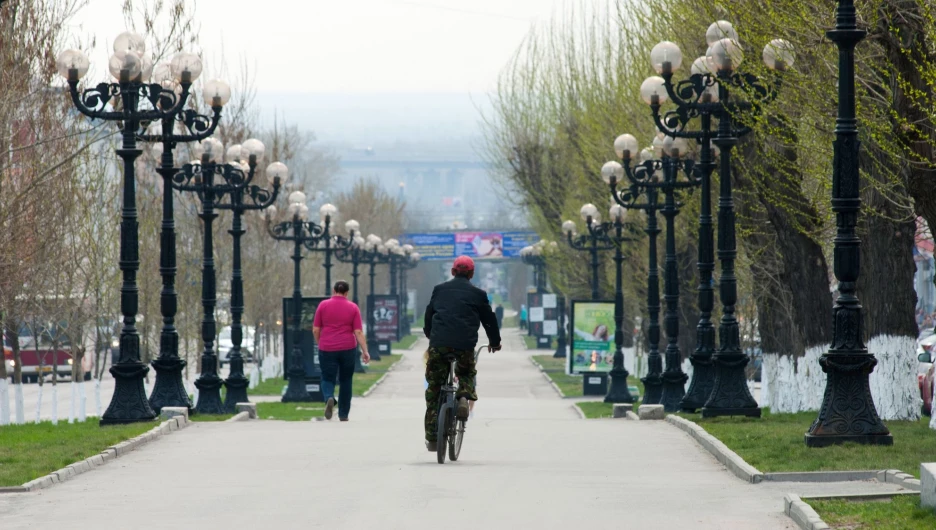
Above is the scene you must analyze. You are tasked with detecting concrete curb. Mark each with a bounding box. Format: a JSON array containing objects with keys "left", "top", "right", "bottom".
[
  {"left": 665, "top": 415, "right": 764, "bottom": 484},
  {"left": 571, "top": 404, "right": 586, "bottom": 419},
  {"left": 529, "top": 357, "right": 566, "bottom": 398},
  {"left": 784, "top": 494, "right": 829, "bottom": 530},
  {"left": 765, "top": 471, "right": 879, "bottom": 482},
  {"left": 362, "top": 357, "right": 403, "bottom": 398},
  {"left": 625, "top": 411, "right": 640, "bottom": 421},
  {"left": 16, "top": 416, "right": 191, "bottom": 493},
  {"left": 878, "top": 469, "right": 922, "bottom": 491},
  {"left": 227, "top": 411, "right": 250, "bottom": 422}
]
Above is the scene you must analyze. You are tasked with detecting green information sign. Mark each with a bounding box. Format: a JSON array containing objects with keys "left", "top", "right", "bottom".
[{"left": 569, "top": 300, "right": 615, "bottom": 373}]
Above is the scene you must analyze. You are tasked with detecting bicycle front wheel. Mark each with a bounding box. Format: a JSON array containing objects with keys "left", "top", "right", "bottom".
[
  {"left": 449, "top": 419, "right": 465, "bottom": 461},
  {"left": 436, "top": 400, "right": 453, "bottom": 464}
]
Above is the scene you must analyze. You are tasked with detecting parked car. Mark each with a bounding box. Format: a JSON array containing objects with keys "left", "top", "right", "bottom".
[{"left": 217, "top": 325, "right": 256, "bottom": 366}]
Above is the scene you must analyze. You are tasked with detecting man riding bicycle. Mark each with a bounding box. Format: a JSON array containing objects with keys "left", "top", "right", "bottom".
[{"left": 423, "top": 255, "right": 501, "bottom": 452}]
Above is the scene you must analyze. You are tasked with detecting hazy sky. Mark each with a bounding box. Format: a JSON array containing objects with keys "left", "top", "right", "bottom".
[{"left": 68, "top": 0, "right": 597, "bottom": 94}]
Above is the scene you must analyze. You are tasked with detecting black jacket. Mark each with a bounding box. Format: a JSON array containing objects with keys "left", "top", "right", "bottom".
[{"left": 423, "top": 276, "right": 501, "bottom": 351}]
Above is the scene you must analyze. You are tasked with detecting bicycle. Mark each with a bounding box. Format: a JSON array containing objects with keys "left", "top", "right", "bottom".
[{"left": 436, "top": 344, "right": 489, "bottom": 464}]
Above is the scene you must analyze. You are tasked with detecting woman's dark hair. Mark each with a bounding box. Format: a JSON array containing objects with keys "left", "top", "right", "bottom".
[{"left": 334, "top": 280, "right": 350, "bottom": 294}]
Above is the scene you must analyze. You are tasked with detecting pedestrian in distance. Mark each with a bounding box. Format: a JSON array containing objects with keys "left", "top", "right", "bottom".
[
  {"left": 519, "top": 304, "right": 528, "bottom": 330},
  {"left": 313, "top": 280, "right": 370, "bottom": 421},
  {"left": 495, "top": 304, "right": 504, "bottom": 329}
]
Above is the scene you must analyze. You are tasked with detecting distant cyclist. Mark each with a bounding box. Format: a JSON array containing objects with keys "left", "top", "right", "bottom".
[{"left": 422, "top": 255, "right": 501, "bottom": 452}]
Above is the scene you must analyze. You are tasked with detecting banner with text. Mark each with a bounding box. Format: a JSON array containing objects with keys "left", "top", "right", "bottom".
[
  {"left": 568, "top": 300, "right": 615, "bottom": 374},
  {"left": 368, "top": 294, "right": 401, "bottom": 341},
  {"left": 403, "top": 231, "right": 539, "bottom": 261}
]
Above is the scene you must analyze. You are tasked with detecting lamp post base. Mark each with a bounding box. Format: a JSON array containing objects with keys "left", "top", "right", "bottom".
[
  {"left": 604, "top": 367, "right": 634, "bottom": 404},
  {"left": 804, "top": 353, "right": 892, "bottom": 447},
  {"left": 641, "top": 373, "right": 663, "bottom": 405},
  {"left": 282, "top": 367, "right": 313, "bottom": 402},
  {"left": 702, "top": 353, "right": 760, "bottom": 418},
  {"left": 149, "top": 357, "right": 193, "bottom": 414},
  {"left": 681, "top": 356, "right": 715, "bottom": 412},
  {"left": 367, "top": 339, "right": 381, "bottom": 362},
  {"left": 194, "top": 373, "right": 225, "bottom": 415},
  {"left": 661, "top": 371, "right": 688, "bottom": 412},
  {"left": 222, "top": 374, "right": 250, "bottom": 413},
  {"left": 553, "top": 337, "right": 567, "bottom": 358},
  {"left": 100, "top": 362, "right": 157, "bottom": 426}
]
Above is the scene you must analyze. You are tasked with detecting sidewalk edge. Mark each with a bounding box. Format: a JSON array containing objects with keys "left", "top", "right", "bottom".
[
  {"left": 17, "top": 416, "right": 191, "bottom": 493},
  {"left": 529, "top": 357, "right": 566, "bottom": 398},
  {"left": 665, "top": 415, "right": 764, "bottom": 484}
]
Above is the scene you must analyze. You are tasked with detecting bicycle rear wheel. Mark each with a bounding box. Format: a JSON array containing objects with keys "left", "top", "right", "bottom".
[
  {"left": 449, "top": 419, "right": 465, "bottom": 461},
  {"left": 436, "top": 398, "right": 453, "bottom": 464}
]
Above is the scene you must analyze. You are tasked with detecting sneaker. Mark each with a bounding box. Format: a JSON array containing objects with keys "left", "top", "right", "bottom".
[
  {"left": 324, "top": 397, "right": 335, "bottom": 420},
  {"left": 456, "top": 397, "right": 470, "bottom": 420},
  {"left": 426, "top": 440, "right": 437, "bottom": 452}
]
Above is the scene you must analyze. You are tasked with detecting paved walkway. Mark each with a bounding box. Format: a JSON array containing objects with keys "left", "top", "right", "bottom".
[{"left": 0, "top": 330, "right": 824, "bottom": 529}]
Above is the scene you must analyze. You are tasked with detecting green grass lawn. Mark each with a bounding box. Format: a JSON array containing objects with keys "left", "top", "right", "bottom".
[
  {"left": 247, "top": 354, "right": 403, "bottom": 397},
  {"left": 532, "top": 355, "right": 643, "bottom": 400},
  {"left": 392, "top": 334, "right": 420, "bottom": 350},
  {"left": 0, "top": 420, "right": 156, "bottom": 486},
  {"left": 577, "top": 402, "right": 616, "bottom": 418},
  {"left": 681, "top": 410, "right": 936, "bottom": 478},
  {"left": 809, "top": 494, "right": 935, "bottom": 529},
  {"left": 256, "top": 402, "right": 325, "bottom": 421}
]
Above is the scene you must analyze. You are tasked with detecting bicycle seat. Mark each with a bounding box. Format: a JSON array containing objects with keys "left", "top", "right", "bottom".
[{"left": 438, "top": 350, "right": 461, "bottom": 362}]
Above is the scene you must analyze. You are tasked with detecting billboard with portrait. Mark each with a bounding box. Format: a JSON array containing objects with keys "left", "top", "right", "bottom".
[
  {"left": 368, "top": 294, "right": 401, "bottom": 342},
  {"left": 568, "top": 300, "right": 615, "bottom": 374},
  {"left": 402, "top": 231, "right": 539, "bottom": 261}
]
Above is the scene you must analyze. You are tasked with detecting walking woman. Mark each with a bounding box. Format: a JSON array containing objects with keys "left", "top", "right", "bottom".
[{"left": 313, "top": 280, "right": 370, "bottom": 421}]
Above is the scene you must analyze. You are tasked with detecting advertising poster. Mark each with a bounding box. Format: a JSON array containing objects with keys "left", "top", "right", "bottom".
[
  {"left": 569, "top": 300, "right": 615, "bottom": 374},
  {"left": 403, "top": 231, "right": 539, "bottom": 261},
  {"left": 282, "top": 297, "right": 327, "bottom": 380},
  {"left": 369, "top": 294, "right": 401, "bottom": 342}
]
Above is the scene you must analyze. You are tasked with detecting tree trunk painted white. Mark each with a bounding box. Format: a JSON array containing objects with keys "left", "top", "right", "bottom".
[
  {"left": 143, "top": 379, "right": 150, "bottom": 400},
  {"left": 94, "top": 378, "right": 102, "bottom": 417},
  {"left": 79, "top": 380, "right": 87, "bottom": 422},
  {"left": 930, "top": 374, "right": 936, "bottom": 430},
  {"left": 69, "top": 381, "right": 77, "bottom": 424},
  {"left": 0, "top": 379, "right": 9, "bottom": 425},
  {"left": 867, "top": 335, "right": 920, "bottom": 421},
  {"left": 14, "top": 383, "right": 24, "bottom": 424},
  {"left": 761, "top": 337, "right": 919, "bottom": 421},
  {"left": 35, "top": 385, "right": 43, "bottom": 424},
  {"left": 682, "top": 358, "right": 693, "bottom": 383},
  {"left": 249, "top": 366, "right": 260, "bottom": 389},
  {"left": 51, "top": 385, "right": 58, "bottom": 425}
]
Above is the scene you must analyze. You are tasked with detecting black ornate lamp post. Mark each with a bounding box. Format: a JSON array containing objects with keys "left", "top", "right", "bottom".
[
  {"left": 215, "top": 142, "right": 284, "bottom": 412},
  {"left": 806, "top": 0, "right": 891, "bottom": 447},
  {"left": 398, "top": 246, "right": 420, "bottom": 337},
  {"left": 268, "top": 196, "right": 353, "bottom": 402},
  {"left": 640, "top": 22, "right": 789, "bottom": 417},
  {"left": 561, "top": 204, "right": 615, "bottom": 301},
  {"left": 136, "top": 64, "right": 223, "bottom": 414},
  {"left": 171, "top": 138, "right": 255, "bottom": 414},
  {"left": 607, "top": 150, "right": 664, "bottom": 405},
  {"left": 606, "top": 134, "right": 699, "bottom": 410},
  {"left": 309, "top": 203, "right": 354, "bottom": 296},
  {"left": 57, "top": 36, "right": 205, "bottom": 424},
  {"left": 360, "top": 234, "right": 391, "bottom": 361},
  {"left": 520, "top": 245, "right": 548, "bottom": 293},
  {"left": 334, "top": 226, "right": 368, "bottom": 373},
  {"left": 562, "top": 206, "right": 635, "bottom": 402}
]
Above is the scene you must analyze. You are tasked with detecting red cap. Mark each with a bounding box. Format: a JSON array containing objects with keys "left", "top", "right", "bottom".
[{"left": 453, "top": 255, "right": 475, "bottom": 273}]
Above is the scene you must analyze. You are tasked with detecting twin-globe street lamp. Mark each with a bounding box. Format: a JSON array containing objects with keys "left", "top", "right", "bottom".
[
  {"left": 170, "top": 138, "right": 285, "bottom": 414},
  {"left": 57, "top": 35, "right": 214, "bottom": 424},
  {"left": 134, "top": 59, "right": 223, "bottom": 414},
  {"left": 396, "top": 245, "right": 420, "bottom": 337},
  {"left": 562, "top": 204, "right": 638, "bottom": 404},
  {"left": 637, "top": 20, "right": 791, "bottom": 417},
  {"left": 603, "top": 136, "right": 700, "bottom": 411},
  {"left": 267, "top": 197, "right": 353, "bottom": 402}
]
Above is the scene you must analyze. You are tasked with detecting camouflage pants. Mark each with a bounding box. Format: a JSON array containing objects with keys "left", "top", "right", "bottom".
[{"left": 424, "top": 346, "right": 477, "bottom": 442}]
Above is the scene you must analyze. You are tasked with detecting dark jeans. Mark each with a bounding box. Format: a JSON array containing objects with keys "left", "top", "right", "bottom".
[{"left": 320, "top": 348, "right": 357, "bottom": 419}]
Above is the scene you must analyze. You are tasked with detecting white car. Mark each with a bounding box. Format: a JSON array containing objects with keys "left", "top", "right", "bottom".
[{"left": 217, "top": 326, "right": 256, "bottom": 366}]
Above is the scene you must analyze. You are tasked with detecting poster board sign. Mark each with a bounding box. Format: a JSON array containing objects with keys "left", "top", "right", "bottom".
[
  {"left": 368, "top": 294, "right": 401, "bottom": 342},
  {"left": 527, "top": 292, "right": 562, "bottom": 339},
  {"left": 568, "top": 300, "right": 615, "bottom": 374},
  {"left": 282, "top": 297, "right": 328, "bottom": 380}
]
